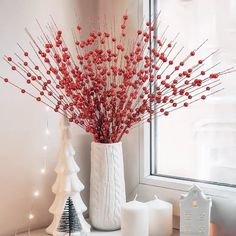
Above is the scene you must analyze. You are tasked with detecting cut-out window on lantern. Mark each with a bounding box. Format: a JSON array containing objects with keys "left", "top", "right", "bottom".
[{"left": 192, "top": 200, "right": 198, "bottom": 207}]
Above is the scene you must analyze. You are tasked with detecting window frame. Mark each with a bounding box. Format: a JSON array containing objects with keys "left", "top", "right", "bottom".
[
  {"left": 139, "top": 122, "right": 236, "bottom": 199},
  {"left": 134, "top": 4, "right": 236, "bottom": 232},
  {"left": 140, "top": 0, "right": 236, "bottom": 200}
]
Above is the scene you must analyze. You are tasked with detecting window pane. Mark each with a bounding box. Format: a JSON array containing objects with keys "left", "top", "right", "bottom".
[{"left": 151, "top": 0, "right": 236, "bottom": 186}]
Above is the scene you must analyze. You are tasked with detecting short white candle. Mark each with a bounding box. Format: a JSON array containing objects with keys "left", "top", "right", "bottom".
[
  {"left": 147, "top": 196, "right": 173, "bottom": 236},
  {"left": 121, "top": 196, "right": 149, "bottom": 236}
]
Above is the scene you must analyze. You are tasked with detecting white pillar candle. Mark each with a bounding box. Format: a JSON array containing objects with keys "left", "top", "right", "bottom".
[
  {"left": 121, "top": 196, "right": 149, "bottom": 236},
  {"left": 147, "top": 196, "right": 173, "bottom": 236}
]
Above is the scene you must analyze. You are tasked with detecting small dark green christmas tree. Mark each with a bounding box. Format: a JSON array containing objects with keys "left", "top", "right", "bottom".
[{"left": 57, "top": 197, "right": 82, "bottom": 235}]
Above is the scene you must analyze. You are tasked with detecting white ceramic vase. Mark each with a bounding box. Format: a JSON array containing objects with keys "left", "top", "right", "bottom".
[{"left": 89, "top": 142, "right": 126, "bottom": 230}]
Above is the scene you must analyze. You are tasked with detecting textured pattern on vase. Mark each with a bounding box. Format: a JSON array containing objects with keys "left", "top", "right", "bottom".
[{"left": 90, "top": 142, "right": 126, "bottom": 230}]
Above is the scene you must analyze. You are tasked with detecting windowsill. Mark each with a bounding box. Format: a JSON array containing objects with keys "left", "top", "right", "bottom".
[{"left": 18, "top": 228, "right": 180, "bottom": 235}]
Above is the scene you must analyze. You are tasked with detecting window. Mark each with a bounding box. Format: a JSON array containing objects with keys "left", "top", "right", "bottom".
[{"left": 147, "top": 0, "right": 236, "bottom": 187}]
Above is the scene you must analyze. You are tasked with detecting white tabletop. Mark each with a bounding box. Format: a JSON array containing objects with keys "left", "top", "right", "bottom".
[{"left": 18, "top": 228, "right": 180, "bottom": 236}]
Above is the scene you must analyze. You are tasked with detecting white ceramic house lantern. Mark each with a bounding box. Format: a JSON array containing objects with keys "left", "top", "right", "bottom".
[{"left": 180, "top": 185, "right": 212, "bottom": 236}]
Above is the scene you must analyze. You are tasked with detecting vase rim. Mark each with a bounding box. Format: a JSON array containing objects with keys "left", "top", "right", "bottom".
[{"left": 91, "top": 141, "right": 122, "bottom": 146}]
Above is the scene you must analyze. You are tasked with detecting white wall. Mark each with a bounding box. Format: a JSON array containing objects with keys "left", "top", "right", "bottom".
[{"left": 0, "top": 0, "right": 141, "bottom": 235}]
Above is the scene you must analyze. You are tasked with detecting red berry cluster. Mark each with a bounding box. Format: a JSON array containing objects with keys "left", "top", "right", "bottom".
[{"left": 1, "top": 15, "right": 230, "bottom": 143}]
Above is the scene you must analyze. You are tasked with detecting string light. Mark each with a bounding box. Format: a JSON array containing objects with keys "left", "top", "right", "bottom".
[
  {"left": 45, "top": 128, "right": 50, "bottom": 135},
  {"left": 29, "top": 214, "right": 34, "bottom": 220},
  {"left": 26, "top": 105, "right": 51, "bottom": 234},
  {"left": 33, "top": 191, "right": 39, "bottom": 197}
]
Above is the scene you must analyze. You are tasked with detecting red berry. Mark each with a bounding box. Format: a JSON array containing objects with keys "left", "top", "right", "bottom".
[
  {"left": 4, "top": 78, "right": 8, "bottom": 82},
  {"left": 123, "top": 15, "right": 128, "bottom": 20},
  {"left": 190, "top": 51, "right": 195, "bottom": 56},
  {"left": 184, "top": 102, "right": 189, "bottom": 107},
  {"left": 210, "top": 73, "right": 219, "bottom": 79},
  {"left": 36, "top": 97, "right": 41, "bottom": 101},
  {"left": 201, "top": 95, "right": 206, "bottom": 100},
  {"left": 21, "top": 89, "right": 26, "bottom": 93},
  {"left": 137, "top": 30, "right": 142, "bottom": 35},
  {"left": 188, "top": 68, "right": 193, "bottom": 73},
  {"left": 185, "top": 80, "right": 189, "bottom": 85},
  {"left": 24, "top": 52, "right": 29, "bottom": 56},
  {"left": 121, "top": 24, "right": 126, "bottom": 30}
]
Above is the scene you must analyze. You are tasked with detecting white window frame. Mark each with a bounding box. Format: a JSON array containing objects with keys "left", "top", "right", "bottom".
[
  {"left": 139, "top": 123, "right": 236, "bottom": 199},
  {"left": 138, "top": 123, "right": 236, "bottom": 233},
  {"left": 133, "top": 1, "right": 236, "bottom": 232}
]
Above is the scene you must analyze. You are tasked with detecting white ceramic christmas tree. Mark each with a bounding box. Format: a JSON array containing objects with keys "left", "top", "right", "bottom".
[{"left": 46, "top": 116, "right": 91, "bottom": 236}]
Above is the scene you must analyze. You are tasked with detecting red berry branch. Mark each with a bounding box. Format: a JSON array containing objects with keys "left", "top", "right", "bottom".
[{"left": 0, "top": 14, "right": 234, "bottom": 143}]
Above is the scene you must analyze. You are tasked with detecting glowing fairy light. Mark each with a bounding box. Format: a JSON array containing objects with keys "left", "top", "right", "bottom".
[
  {"left": 24, "top": 93, "right": 51, "bottom": 235},
  {"left": 33, "top": 191, "right": 39, "bottom": 197},
  {"left": 29, "top": 214, "right": 34, "bottom": 220},
  {"left": 45, "top": 128, "right": 50, "bottom": 135}
]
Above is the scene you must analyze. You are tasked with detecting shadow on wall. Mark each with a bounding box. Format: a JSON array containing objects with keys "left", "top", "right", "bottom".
[
  {"left": 72, "top": 132, "right": 93, "bottom": 217},
  {"left": 0, "top": 0, "right": 97, "bottom": 235}
]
